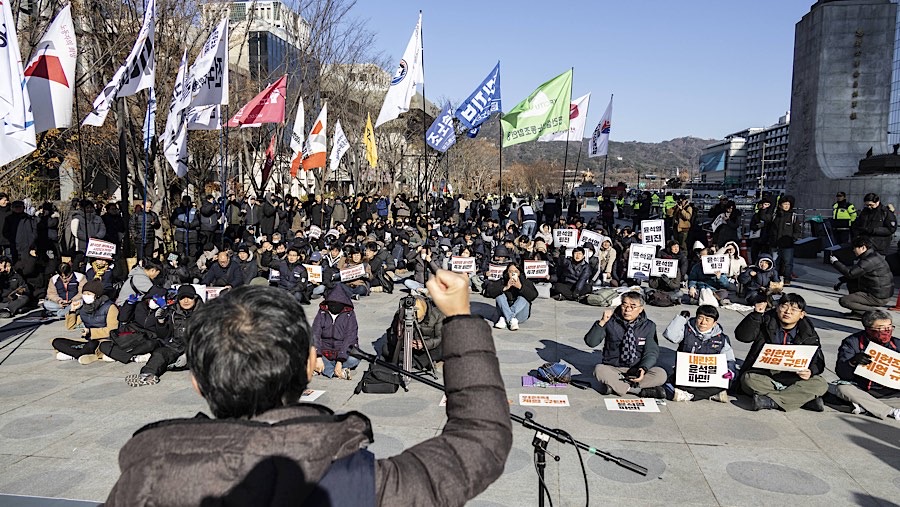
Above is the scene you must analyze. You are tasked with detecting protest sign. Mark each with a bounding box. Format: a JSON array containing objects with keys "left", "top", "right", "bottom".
[
  {"left": 701, "top": 255, "right": 730, "bottom": 275},
  {"left": 518, "top": 394, "right": 570, "bottom": 407},
  {"left": 675, "top": 352, "right": 729, "bottom": 389},
  {"left": 604, "top": 398, "right": 660, "bottom": 413},
  {"left": 854, "top": 342, "right": 900, "bottom": 390},
  {"left": 579, "top": 229, "right": 609, "bottom": 249},
  {"left": 641, "top": 219, "right": 665, "bottom": 248},
  {"left": 553, "top": 228, "right": 578, "bottom": 248},
  {"left": 303, "top": 264, "right": 323, "bottom": 284},
  {"left": 206, "top": 287, "right": 226, "bottom": 300},
  {"left": 711, "top": 214, "right": 725, "bottom": 232},
  {"left": 308, "top": 225, "right": 322, "bottom": 239},
  {"left": 450, "top": 256, "right": 476, "bottom": 274},
  {"left": 487, "top": 263, "right": 506, "bottom": 281},
  {"left": 300, "top": 389, "right": 325, "bottom": 402},
  {"left": 626, "top": 243, "right": 656, "bottom": 279},
  {"left": 340, "top": 263, "right": 366, "bottom": 282},
  {"left": 523, "top": 260, "right": 549, "bottom": 279},
  {"left": 85, "top": 238, "right": 116, "bottom": 260},
  {"left": 752, "top": 344, "right": 819, "bottom": 371},
  {"left": 268, "top": 269, "right": 280, "bottom": 283},
  {"left": 650, "top": 258, "right": 678, "bottom": 278}
]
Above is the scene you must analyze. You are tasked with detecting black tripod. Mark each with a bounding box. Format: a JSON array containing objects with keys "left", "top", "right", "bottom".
[{"left": 399, "top": 296, "right": 438, "bottom": 380}]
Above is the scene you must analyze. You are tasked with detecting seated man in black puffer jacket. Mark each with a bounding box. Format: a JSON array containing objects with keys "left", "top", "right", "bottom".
[
  {"left": 551, "top": 246, "right": 591, "bottom": 301},
  {"left": 829, "top": 236, "right": 895, "bottom": 318}
]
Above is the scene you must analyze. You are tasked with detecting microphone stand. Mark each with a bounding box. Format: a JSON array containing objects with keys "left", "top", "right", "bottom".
[{"left": 350, "top": 346, "right": 649, "bottom": 504}]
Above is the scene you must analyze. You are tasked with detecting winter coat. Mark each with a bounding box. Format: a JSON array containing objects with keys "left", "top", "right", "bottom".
[
  {"left": 737, "top": 254, "right": 781, "bottom": 291},
  {"left": 309, "top": 202, "right": 332, "bottom": 229},
  {"left": 311, "top": 288, "right": 358, "bottom": 363},
  {"left": 0, "top": 205, "right": 10, "bottom": 247},
  {"left": 769, "top": 208, "right": 802, "bottom": 248},
  {"left": 734, "top": 310, "right": 826, "bottom": 380},
  {"left": 722, "top": 241, "right": 748, "bottom": 279},
  {"left": 275, "top": 260, "right": 307, "bottom": 293},
  {"left": 201, "top": 260, "right": 244, "bottom": 287},
  {"left": 584, "top": 310, "right": 660, "bottom": 370},
  {"left": 664, "top": 314, "right": 737, "bottom": 375},
  {"left": 482, "top": 271, "right": 539, "bottom": 316},
  {"left": 389, "top": 297, "right": 445, "bottom": 352},
  {"left": 116, "top": 267, "right": 156, "bottom": 306},
  {"left": 835, "top": 330, "right": 900, "bottom": 396},
  {"left": 852, "top": 204, "right": 898, "bottom": 254},
  {"left": 46, "top": 272, "right": 86, "bottom": 305},
  {"left": 675, "top": 205, "right": 693, "bottom": 233},
  {"left": 69, "top": 210, "right": 107, "bottom": 253},
  {"left": 260, "top": 200, "right": 277, "bottom": 236},
  {"left": 237, "top": 254, "right": 260, "bottom": 285},
  {"left": 156, "top": 299, "right": 202, "bottom": 353},
  {"left": 331, "top": 201, "right": 349, "bottom": 225},
  {"left": 687, "top": 262, "right": 730, "bottom": 291},
  {"left": 833, "top": 248, "right": 895, "bottom": 299},
  {"left": 102, "top": 212, "right": 127, "bottom": 247},
  {"left": 558, "top": 255, "right": 591, "bottom": 294},
  {"left": 714, "top": 210, "right": 741, "bottom": 247},
  {"left": 241, "top": 203, "right": 261, "bottom": 227},
  {"left": 199, "top": 201, "right": 220, "bottom": 232},
  {"left": 171, "top": 206, "right": 200, "bottom": 244},
  {"left": 749, "top": 207, "right": 774, "bottom": 245}
]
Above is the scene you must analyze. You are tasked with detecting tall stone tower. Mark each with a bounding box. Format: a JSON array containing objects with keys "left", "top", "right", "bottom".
[{"left": 787, "top": 0, "right": 897, "bottom": 209}]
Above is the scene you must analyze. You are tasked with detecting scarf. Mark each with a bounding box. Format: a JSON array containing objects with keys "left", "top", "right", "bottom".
[{"left": 621, "top": 319, "right": 639, "bottom": 366}]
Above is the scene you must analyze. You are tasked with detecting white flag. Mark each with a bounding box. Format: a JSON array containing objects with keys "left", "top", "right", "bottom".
[
  {"left": 0, "top": 0, "right": 37, "bottom": 165},
  {"left": 589, "top": 94, "right": 613, "bottom": 158},
  {"left": 289, "top": 98, "right": 304, "bottom": 174},
  {"left": 164, "top": 121, "right": 189, "bottom": 177},
  {"left": 539, "top": 93, "right": 591, "bottom": 142},
  {"left": 329, "top": 120, "right": 350, "bottom": 172},
  {"left": 82, "top": 0, "right": 156, "bottom": 126},
  {"left": 24, "top": 4, "right": 77, "bottom": 133},
  {"left": 186, "top": 105, "right": 221, "bottom": 130},
  {"left": 161, "top": 49, "right": 189, "bottom": 174},
  {"left": 181, "top": 17, "right": 228, "bottom": 109},
  {"left": 374, "top": 13, "right": 423, "bottom": 128},
  {"left": 143, "top": 87, "right": 156, "bottom": 152},
  {"left": 301, "top": 103, "right": 327, "bottom": 171}
]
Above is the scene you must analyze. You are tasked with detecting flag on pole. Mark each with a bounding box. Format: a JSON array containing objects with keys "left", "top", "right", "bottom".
[
  {"left": 589, "top": 94, "right": 613, "bottom": 158},
  {"left": 143, "top": 87, "right": 156, "bottom": 152},
  {"left": 186, "top": 104, "right": 221, "bottom": 130},
  {"left": 374, "top": 12, "right": 423, "bottom": 128},
  {"left": 82, "top": 0, "right": 156, "bottom": 126},
  {"left": 288, "top": 98, "right": 305, "bottom": 177},
  {"left": 226, "top": 75, "right": 286, "bottom": 127},
  {"left": 261, "top": 133, "right": 276, "bottom": 186},
  {"left": 455, "top": 62, "right": 501, "bottom": 131},
  {"left": 24, "top": 4, "right": 77, "bottom": 133},
  {"left": 329, "top": 120, "right": 350, "bottom": 173},
  {"left": 187, "top": 17, "right": 229, "bottom": 108},
  {"left": 500, "top": 69, "right": 572, "bottom": 148},
  {"left": 425, "top": 101, "right": 456, "bottom": 152},
  {"left": 363, "top": 112, "right": 377, "bottom": 168},
  {"left": 164, "top": 121, "right": 189, "bottom": 177},
  {"left": 538, "top": 92, "right": 591, "bottom": 142},
  {"left": 161, "top": 49, "right": 189, "bottom": 175},
  {"left": 301, "top": 103, "right": 327, "bottom": 171},
  {"left": 0, "top": 0, "right": 37, "bottom": 166}
]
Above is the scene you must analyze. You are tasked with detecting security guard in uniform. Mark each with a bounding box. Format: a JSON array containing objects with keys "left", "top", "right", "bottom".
[
  {"left": 616, "top": 195, "right": 626, "bottom": 219},
  {"left": 832, "top": 192, "right": 857, "bottom": 246}
]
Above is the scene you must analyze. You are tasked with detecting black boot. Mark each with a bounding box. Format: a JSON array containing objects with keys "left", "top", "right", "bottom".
[
  {"left": 752, "top": 394, "right": 778, "bottom": 411},
  {"left": 802, "top": 397, "right": 824, "bottom": 412}
]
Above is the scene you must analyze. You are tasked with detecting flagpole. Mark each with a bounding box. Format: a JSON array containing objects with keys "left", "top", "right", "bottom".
[
  {"left": 142, "top": 92, "right": 152, "bottom": 258},
  {"left": 222, "top": 104, "right": 229, "bottom": 248},
  {"left": 498, "top": 113, "right": 503, "bottom": 198},
  {"left": 73, "top": 81, "right": 88, "bottom": 198},
  {"left": 559, "top": 67, "right": 574, "bottom": 197},
  {"left": 571, "top": 137, "right": 584, "bottom": 190},
  {"left": 418, "top": 9, "right": 428, "bottom": 218},
  {"left": 116, "top": 97, "right": 131, "bottom": 256},
  {"left": 601, "top": 154, "right": 609, "bottom": 189}
]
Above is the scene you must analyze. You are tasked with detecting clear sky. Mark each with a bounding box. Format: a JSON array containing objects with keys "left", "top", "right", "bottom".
[{"left": 351, "top": 0, "right": 814, "bottom": 143}]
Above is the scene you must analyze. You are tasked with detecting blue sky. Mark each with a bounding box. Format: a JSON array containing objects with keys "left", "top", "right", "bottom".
[{"left": 351, "top": 0, "right": 813, "bottom": 143}]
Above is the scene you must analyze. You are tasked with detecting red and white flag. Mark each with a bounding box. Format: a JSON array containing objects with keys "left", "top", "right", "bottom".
[
  {"left": 227, "top": 75, "right": 286, "bottom": 127},
  {"left": 301, "top": 103, "right": 327, "bottom": 171},
  {"left": 539, "top": 93, "right": 591, "bottom": 142},
  {"left": 24, "top": 4, "right": 77, "bottom": 133}
]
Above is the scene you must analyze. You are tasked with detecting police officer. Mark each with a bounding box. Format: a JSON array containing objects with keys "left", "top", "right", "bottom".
[{"left": 832, "top": 192, "right": 857, "bottom": 246}]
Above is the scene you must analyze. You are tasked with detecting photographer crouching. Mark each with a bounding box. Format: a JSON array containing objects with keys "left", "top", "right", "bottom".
[{"left": 104, "top": 270, "right": 511, "bottom": 506}]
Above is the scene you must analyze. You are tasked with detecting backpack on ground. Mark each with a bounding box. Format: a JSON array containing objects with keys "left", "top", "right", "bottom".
[{"left": 354, "top": 336, "right": 406, "bottom": 394}]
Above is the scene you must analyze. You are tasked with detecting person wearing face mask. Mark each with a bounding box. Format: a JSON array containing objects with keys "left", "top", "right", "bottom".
[
  {"left": 52, "top": 280, "right": 119, "bottom": 363},
  {"left": 663, "top": 306, "right": 737, "bottom": 402},
  {"left": 736, "top": 293, "right": 827, "bottom": 412},
  {"left": 311, "top": 287, "right": 360, "bottom": 380},
  {"left": 584, "top": 292, "right": 667, "bottom": 398},
  {"left": 830, "top": 310, "right": 900, "bottom": 420}
]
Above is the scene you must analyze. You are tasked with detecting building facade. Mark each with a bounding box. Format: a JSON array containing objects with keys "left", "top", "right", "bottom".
[
  {"left": 744, "top": 113, "right": 791, "bottom": 194},
  {"left": 890, "top": 0, "right": 900, "bottom": 145}
]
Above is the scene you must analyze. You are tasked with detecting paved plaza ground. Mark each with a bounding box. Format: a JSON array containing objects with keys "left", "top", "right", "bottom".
[{"left": 0, "top": 256, "right": 898, "bottom": 506}]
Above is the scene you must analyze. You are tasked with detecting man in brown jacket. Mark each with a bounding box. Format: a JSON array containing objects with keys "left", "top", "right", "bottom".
[
  {"left": 105, "top": 271, "right": 512, "bottom": 506},
  {"left": 674, "top": 197, "right": 693, "bottom": 251}
]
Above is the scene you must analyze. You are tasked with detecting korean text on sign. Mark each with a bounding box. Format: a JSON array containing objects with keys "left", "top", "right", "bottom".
[
  {"left": 752, "top": 344, "right": 819, "bottom": 372},
  {"left": 339, "top": 264, "right": 366, "bottom": 282},
  {"left": 854, "top": 342, "right": 900, "bottom": 390},
  {"left": 675, "top": 352, "right": 729, "bottom": 389},
  {"left": 641, "top": 219, "right": 665, "bottom": 248},
  {"left": 487, "top": 264, "right": 506, "bottom": 281},
  {"left": 553, "top": 228, "right": 578, "bottom": 248},
  {"left": 650, "top": 258, "right": 678, "bottom": 278},
  {"left": 523, "top": 260, "right": 549, "bottom": 279},
  {"left": 626, "top": 243, "right": 656, "bottom": 279},
  {"left": 303, "top": 264, "right": 323, "bottom": 284},
  {"left": 85, "top": 238, "right": 117, "bottom": 260},
  {"left": 518, "top": 394, "right": 570, "bottom": 407},
  {"left": 450, "top": 256, "right": 476, "bottom": 274},
  {"left": 701, "top": 255, "right": 731, "bottom": 275},
  {"left": 603, "top": 398, "right": 660, "bottom": 413}
]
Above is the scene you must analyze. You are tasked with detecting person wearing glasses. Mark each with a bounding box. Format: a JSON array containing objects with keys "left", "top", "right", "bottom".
[
  {"left": 830, "top": 310, "right": 900, "bottom": 420},
  {"left": 735, "top": 293, "right": 827, "bottom": 412},
  {"left": 851, "top": 192, "right": 897, "bottom": 255},
  {"left": 584, "top": 292, "right": 667, "bottom": 399},
  {"left": 829, "top": 236, "right": 895, "bottom": 318}
]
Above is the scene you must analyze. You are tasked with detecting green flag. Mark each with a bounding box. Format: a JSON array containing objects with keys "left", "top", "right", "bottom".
[{"left": 500, "top": 69, "right": 573, "bottom": 148}]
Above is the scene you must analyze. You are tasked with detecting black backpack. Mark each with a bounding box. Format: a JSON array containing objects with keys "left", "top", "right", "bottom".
[{"left": 354, "top": 338, "right": 406, "bottom": 394}]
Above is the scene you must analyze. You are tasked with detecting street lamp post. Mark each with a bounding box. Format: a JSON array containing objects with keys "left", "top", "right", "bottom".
[{"left": 759, "top": 142, "right": 779, "bottom": 196}]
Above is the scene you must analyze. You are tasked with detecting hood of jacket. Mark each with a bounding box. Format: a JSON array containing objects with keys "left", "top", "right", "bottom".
[
  {"left": 322, "top": 286, "right": 354, "bottom": 310},
  {"left": 756, "top": 253, "right": 775, "bottom": 272}
]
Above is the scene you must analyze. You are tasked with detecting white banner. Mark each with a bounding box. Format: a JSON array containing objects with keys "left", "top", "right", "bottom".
[
  {"left": 186, "top": 105, "right": 221, "bottom": 130},
  {"left": 523, "top": 260, "right": 549, "bottom": 279},
  {"left": 579, "top": 229, "right": 609, "bottom": 249},
  {"left": 604, "top": 398, "right": 660, "bottom": 413},
  {"left": 854, "top": 342, "right": 900, "bottom": 390},
  {"left": 85, "top": 238, "right": 116, "bottom": 259},
  {"left": 303, "top": 264, "right": 323, "bottom": 284},
  {"left": 188, "top": 17, "right": 228, "bottom": 107},
  {"left": 487, "top": 264, "right": 506, "bottom": 281},
  {"left": 329, "top": 120, "right": 350, "bottom": 172},
  {"left": 519, "top": 394, "right": 570, "bottom": 407},
  {"left": 675, "top": 352, "right": 729, "bottom": 389},
  {"left": 450, "top": 256, "right": 476, "bottom": 274},
  {"left": 701, "top": 255, "right": 730, "bottom": 275},
  {"left": 553, "top": 228, "right": 578, "bottom": 248},
  {"left": 206, "top": 287, "right": 226, "bottom": 300},
  {"left": 375, "top": 13, "right": 423, "bottom": 127},
  {"left": 650, "top": 258, "right": 678, "bottom": 278},
  {"left": 626, "top": 243, "right": 655, "bottom": 279},
  {"left": 307, "top": 225, "right": 322, "bottom": 239},
  {"left": 340, "top": 263, "right": 366, "bottom": 282},
  {"left": 641, "top": 219, "right": 665, "bottom": 248},
  {"left": 753, "top": 344, "right": 819, "bottom": 372}
]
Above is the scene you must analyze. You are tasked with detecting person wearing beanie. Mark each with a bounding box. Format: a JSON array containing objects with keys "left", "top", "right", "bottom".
[
  {"left": 748, "top": 197, "right": 774, "bottom": 264},
  {"left": 52, "top": 278, "right": 119, "bottom": 364},
  {"left": 768, "top": 195, "right": 801, "bottom": 286}
]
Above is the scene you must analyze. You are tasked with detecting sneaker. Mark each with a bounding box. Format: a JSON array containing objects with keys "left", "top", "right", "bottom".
[
  {"left": 351, "top": 293, "right": 360, "bottom": 301},
  {"left": 851, "top": 402, "right": 866, "bottom": 415},
  {"left": 709, "top": 390, "right": 730, "bottom": 403},
  {"left": 494, "top": 317, "right": 507, "bottom": 329},
  {"left": 0, "top": 308, "right": 12, "bottom": 319},
  {"left": 100, "top": 352, "right": 115, "bottom": 362},
  {"left": 55, "top": 352, "right": 75, "bottom": 361},
  {"left": 888, "top": 408, "right": 900, "bottom": 420},
  {"left": 172, "top": 354, "right": 187, "bottom": 369},
  {"left": 638, "top": 386, "right": 666, "bottom": 399},
  {"left": 672, "top": 388, "right": 694, "bottom": 402},
  {"left": 337, "top": 369, "right": 352, "bottom": 380},
  {"left": 370, "top": 286, "right": 383, "bottom": 293},
  {"left": 509, "top": 318, "right": 519, "bottom": 331},
  {"left": 78, "top": 352, "right": 101, "bottom": 365},
  {"left": 752, "top": 394, "right": 778, "bottom": 411},
  {"left": 802, "top": 397, "right": 825, "bottom": 412},
  {"left": 125, "top": 373, "right": 160, "bottom": 387},
  {"left": 132, "top": 353, "right": 151, "bottom": 363}
]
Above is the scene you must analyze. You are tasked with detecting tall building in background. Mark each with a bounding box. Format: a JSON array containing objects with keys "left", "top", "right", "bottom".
[
  {"left": 744, "top": 113, "right": 791, "bottom": 193},
  {"left": 890, "top": 0, "right": 900, "bottom": 145},
  {"left": 787, "top": 0, "right": 897, "bottom": 208}
]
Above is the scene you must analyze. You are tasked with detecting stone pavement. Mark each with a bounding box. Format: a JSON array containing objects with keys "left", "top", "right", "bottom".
[{"left": 0, "top": 257, "right": 898, "bottom": 506}]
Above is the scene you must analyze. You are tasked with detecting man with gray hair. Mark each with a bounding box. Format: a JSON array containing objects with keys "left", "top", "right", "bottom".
[
  {"left": 831, "top": 310, "right": 900, "bottom": 420},
  {"left": 583, "top": 292, "right": 667, "bottom": 398}
]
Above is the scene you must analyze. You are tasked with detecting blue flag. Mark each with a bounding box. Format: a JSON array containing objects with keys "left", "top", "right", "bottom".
[
  {"left": 455, "top": 62, "right": 501, "bottom": 130},
  {"left": 426, "top": 101, "right": 457, "bottom": 152}
]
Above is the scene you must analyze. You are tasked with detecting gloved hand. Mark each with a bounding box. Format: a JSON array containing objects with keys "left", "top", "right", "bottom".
[
  {"left": 680, "top": 311, "right": 691, "bottom": 319},
  {"left": 126, "top": 293, "right": 142, "bottom": 305},
  {"left": 851, "top": 352, "right": 873, "bottom": 366},
  {"left": 152, "top": 295, "right": 168, "bottom": 309},
  {"left": 723, "top": 370, "right": 735, "bottom": 380},
  {"left": 624, "top": 366, "right": 644, "bottom": 380}
]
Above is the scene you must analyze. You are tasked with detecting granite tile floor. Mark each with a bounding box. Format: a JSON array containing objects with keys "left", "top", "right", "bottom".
[{"left": 0, "top": 256, "right": 898, "bottom": 506}]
